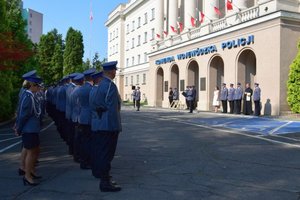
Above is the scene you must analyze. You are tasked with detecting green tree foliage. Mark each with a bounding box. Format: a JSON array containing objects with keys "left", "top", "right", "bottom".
[
  {"left": 92, "top": 52, "right": 103, "bottom": 71},
  {"left": 63, "top": 27, "right": 84, "bottom": 74},
  {"left": 0, "top": 0, "right": 38, "bottom": 121},
  {"left": 37, "top": 29, "right": 64, "bottom": 85},
  {"left": 287, "top": 41, "right": 300, "bottom": 113}
]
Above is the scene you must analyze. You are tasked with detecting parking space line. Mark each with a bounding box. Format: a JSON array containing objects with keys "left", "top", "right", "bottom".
[
  {"left": 0, "top": 136, "right": 20, "bottom": 143},
  {"left": 268, "top": 121, "right": 293, "bottom": 135}
]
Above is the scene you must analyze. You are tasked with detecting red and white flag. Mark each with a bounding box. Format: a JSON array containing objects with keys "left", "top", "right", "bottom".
[
  {"left": 170, "top": 25, "right": 177, "bottom": 33},
  {"left": 199, "top": 12, "right": 205, "bottom": 23},
  {"left": 90, "top": 10, "right": 93, "bottom": 21},
  {"left": 163, "top": 30, "right": 168, "bottom": 37},
  {"left": 156, "top": 33, "right": 161, "bottom": 39},
  {"left": 226, "top": 0, "right": 233, "bottom": 11},
  {"left": 191, "top": 16, "right": 196, "bottom": 27},
  {"left": 177, "top": 21, "right": 183, "bottom": 32},
  {"left": 214, "top": 7, "right": 221, "bottom": 16}
]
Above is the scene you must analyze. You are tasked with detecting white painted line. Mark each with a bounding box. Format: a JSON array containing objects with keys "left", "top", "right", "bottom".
[
  {"left": 0, "top": 136, "right": 20, "bottom": 143},
  {"left": 0, "top": 121, "right": 54, "bottom": 154},
  {"left": 269, "top": 134, "right": 300, "bottom": 142},
  {"left": 269, "top": 121, "right": 293, "bottom": 135},
  {"left": 174, "top": 120, "right": 300, "bottom": 149},
  {"left": 0, "top": 141, "right": 22, "bottom": 153}
]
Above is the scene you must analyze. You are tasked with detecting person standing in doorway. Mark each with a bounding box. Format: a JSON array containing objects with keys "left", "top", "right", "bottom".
[
  {"left": 253, "top": 83, "right": 261, "bottom": 116},
  {"left": 213, "top": 86, "right": 220, "bottom": 113},
  {"left": 227, "top": 83, "right": 235, "bottom": 114},
  {"left": 135, "top": 87, "right": 141, "bottom": 111},
  {"left": 220, "top": 83, "right": 228, "bottom": 113},
  {"left": 243, "top": 83, "right": 253, "bottom": 115}
]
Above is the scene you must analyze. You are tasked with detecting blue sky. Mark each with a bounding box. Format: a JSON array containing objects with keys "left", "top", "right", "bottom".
[{"left": 23, "top": 0, "right": 127, "bottom": 61}]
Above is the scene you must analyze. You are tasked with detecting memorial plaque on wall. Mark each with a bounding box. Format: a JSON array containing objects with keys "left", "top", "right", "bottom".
[
  {"left": 164, "top": 81, "right": 168, "bottom": 92},
  {"left": 180, "top": 80, "right": 185, "bottom": 91},
  {"left": 200, "top": 77, "right": 206, "bottom": 91}
]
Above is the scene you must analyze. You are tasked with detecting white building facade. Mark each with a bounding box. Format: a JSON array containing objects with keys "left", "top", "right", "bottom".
[
  {"left": 22, "top": 8, "right": 43, "bottom": 44},
  {"left": 106, "top": 0, "right": 300, "bottom": 115}
]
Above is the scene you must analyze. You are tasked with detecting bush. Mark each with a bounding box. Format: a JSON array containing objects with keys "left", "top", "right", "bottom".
[
  {"left": 287, "top": 41, "right": 300, "bottom": 113},
  {"left": 0, "top": 71, "right": 14, "bottom": 121}
]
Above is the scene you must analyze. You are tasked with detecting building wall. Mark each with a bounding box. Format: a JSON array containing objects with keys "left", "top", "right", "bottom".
[{"left": 23, "top": 9, "right": 43, "bottom": 44}]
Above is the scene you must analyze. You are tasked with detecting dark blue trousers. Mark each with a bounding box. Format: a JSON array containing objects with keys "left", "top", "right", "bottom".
[
  {"left": 78, "top": 124, "right": 92, "bottom": 165},
  {"left": 91, "top": 131, "right": 119, "bottom": 180}
]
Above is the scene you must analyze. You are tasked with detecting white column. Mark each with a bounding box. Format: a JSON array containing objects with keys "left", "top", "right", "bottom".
[
  {"left": 155, "top": 0, "right": 164, "bottom": 40},
  {"left": 184, "top": 0, "right": 196, "bottom": 30},
  {"left": 226, "top": 0, "right": 248, "bottom": 15},
  {"left": 168, "top": 0, "right": 178, "bottom": 36},
  {"left": 204, "top": 0, "right": 219, "bottom": 22}
]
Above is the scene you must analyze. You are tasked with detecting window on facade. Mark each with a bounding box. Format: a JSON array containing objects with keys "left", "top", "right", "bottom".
[
  {"left": 137, "top": 35, "right": 141, "bottom": 46},
  {"left": 29, "top": 21, "right": 32, "bottom": 25},
  {"left": 151, "top": 28, "right": 155, "bottom": 40},
  {"left": 144, "top": 12, "right": 148, "bottom": 24},
  {"left": 116, "top": 44, "right": 118, "bottom": 53},
  {"left": 138, "top": 17, "right": 141, "bottom": 28},
  {"left": 126, "top": 24, "right": 129, "bottom": 34},
  {"left": 109, "top": 47, "right": 112, "bottom": 56},
  {"left": 151, "top": 8, "right": 155, "bottom": 20},
  {"left": 131, "top": 76, "right": 133, "bottom": 85},
  {"left": 113, "top": 30, "right": 115, "bottom": 39},
  {"left": 132, "top": 20, "right": 135, "bottom": 31},
  {"left": 110, "top": 32, "right": 112, "bottom": 41},
  {"left": 138, "top": 54, "right": 141, "bottom": 64},
  {"left": 131, "top": 38, "right": 135, "bottom": 49},
  {"left": 136, "top": 75, "right": 139, "bottom": 85},
  {"left": 113, "top": 45, "right": 115, "bottom": 55},
  {"left": 126, "top": 58, "right": 129, "bottom": 67},
  {"left": 144, "top": 32, "right": 147, "bottom": 43},
  {"left": 126, "top": 40, "right": 129, "bottom": 51},
  {"left": 132, "top": 56, "right": 135, "bottom": 66},
  {"left": 125, "top": 77, "right": 128, "bottom": 86},
  {"left": 116, "top": 28, "right": 118, "bottom": 38},
  {"left": 143, "top": 74, "right": 146, "bottom": 84},
  {"left": 30, "top": 13, "right": 32, "bottom": 18},
  {"left": 144, "top": 52, "right": 147, "bottom": 62}
]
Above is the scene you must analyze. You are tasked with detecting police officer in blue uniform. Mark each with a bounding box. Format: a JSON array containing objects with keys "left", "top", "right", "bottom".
[
  {"left": 234, "top": 83, "right": 243, "bottom": 114},
  {"left": 15, "top": 73, "right": 43, "bottom": 186},
  {"left": 220, "top": 83, "right": 228, "bottom": 113},
  {"left": 186, "top": 86, "right": 194, "bottom": 113},
  {"left": 77, "top": 68, "right": 96, "bottom": 169},
  {"left": 227, "top": 83, "right": 235, "bottom": 114},
  {"left": 253, "top": 83, "right": 261, "bottom": 116},
  {"left": 90, "top": 61, "right": 122, "bottom": 192}
]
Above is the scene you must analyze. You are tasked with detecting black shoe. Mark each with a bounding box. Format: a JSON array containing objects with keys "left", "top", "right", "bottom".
[
  {"left": 100, "top": 182, "right": 121, "bottom": 192},
  {"left": 23, "top": 177, "right": 39, "bottom": 186},
  {"left": 18, "top": 168, "right": 25, "bottom": 176}
]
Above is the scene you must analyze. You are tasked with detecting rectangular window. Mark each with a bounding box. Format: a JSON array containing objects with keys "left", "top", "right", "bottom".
[
  {"left": 131, "top": 38, "right": 135, "bottom": 49},
  {"left": 143, "top": 74, "right": 146, "bottom": 84},
  {"left": 116, "top": 28, "right": 118, "bottom": 38},
  {"left": 137, "top": 17, "right": 141, "bottom": 28},
  {"left": 132, "top": 20, "right": 135, "bottom": 31},
  {"left": 144, "top": 12, "right": 148, "bottom": 24},
  {"left": 137, "top": 35, "right": 141, "bottom": 46},
  {"left": 113, "top": 30, "right": 115, "bottom": 39},
  {"left": 138, "top": 54, "right": 141, "bottom": 64},
  {"left": 125, "top": 77, "right": 128, "bottom": 86},
  {"left": 151, "top": 8, "right": 155, "bottom": 21},
  {"left": 126, "top": 24, "right": 129, "bottom": 34},
  {"left": 126, "top": 58, "right": 129, "bottom": 67},
  {"left": 151, "top": 28, "right": 155, "bottom": 40},
  {"left": 132, "top": 56, "right": 134, "bottom": 66},
  {"left": 110, "top": 32, "right": 112, "bottom": 41},
  {"left": 180, "top": 80, "right": 185, "bottom": 91},
  {"left": 144, "top": 32, "right": 147, "bottom": 43},
  {"left": 137, "top": 75, "right": 139, "bottom": 85},
  {"left": 131, "top": 76, "right": 133, "bottom": 85},
  {"left": 144, "top": 52, "right": 147, "bottom": 62},
  {"left": 200, "top": 77, "right": 206, "bottom": 91},
  {"left": 164, "top": 81, "right": 169, "bottom": 92},
  {"left": 116, "top": 44, "right": 118, "bottom": 53},
  {"left": 126, "top": 40, "right": 129, "bottom": 51}
]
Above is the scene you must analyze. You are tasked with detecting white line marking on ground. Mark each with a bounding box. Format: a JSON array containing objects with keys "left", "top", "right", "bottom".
[
  {"left": 268, "top": 121, "right": 293, "bottom": 135},
  {"left": 0, "top": 136, "right": 20, "bottom": 143},
  {"left": 0, "top": 121, "right": 54, "bottom": 154}
]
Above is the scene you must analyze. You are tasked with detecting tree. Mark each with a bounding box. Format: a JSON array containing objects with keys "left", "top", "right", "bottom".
[
  {"left": 63, "top": 27, "right": 84, "bottom": 74},
  {"left": 92, "top": 52, "right": 102, "bottom": 70},
  {"left": 37, "top": 29, "right": 64, "bottom": 85},
  {"left": 287, "top": 41, "right": 300, "bottom": 113}
]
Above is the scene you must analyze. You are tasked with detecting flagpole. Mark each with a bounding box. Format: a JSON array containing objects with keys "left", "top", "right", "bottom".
[{"left": 89, "top": 0, "right": 93, "bottom": 67}]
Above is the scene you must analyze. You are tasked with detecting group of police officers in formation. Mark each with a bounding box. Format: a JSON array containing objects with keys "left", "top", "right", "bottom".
[
  {"left": 218, "top": 82, "right": 261, "bottom": 116},
  {"left": 15, "top": 61, "right": 122, "bottom": 192}
]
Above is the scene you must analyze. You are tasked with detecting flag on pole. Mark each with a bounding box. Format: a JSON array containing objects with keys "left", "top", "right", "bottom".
[
  {"left": 156, "top": 33, "right": 161, "bottom": 39},
  {"left": 177, "top": 21, "right": 183, "bottom": 32},
  {"left": 226, "top": 0, "right": 233, "bottom": 11},
  {"left": 200, "top": 12, "right": 205, "bottom": 23},
  {"left": 163, "top": 30, "right": 168, "bottom": 37},
  {"left": 214, "top": 7, "right": 221, "bottom": 16},
  {"left": 90, "top": 10, "right": 93, "bottom": 21},
  {"left": 170, "top": 25, "right": 177, "bottom": 33},
  {"left": 191, "top": 16, "right": 196, "bottom": 27}
]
